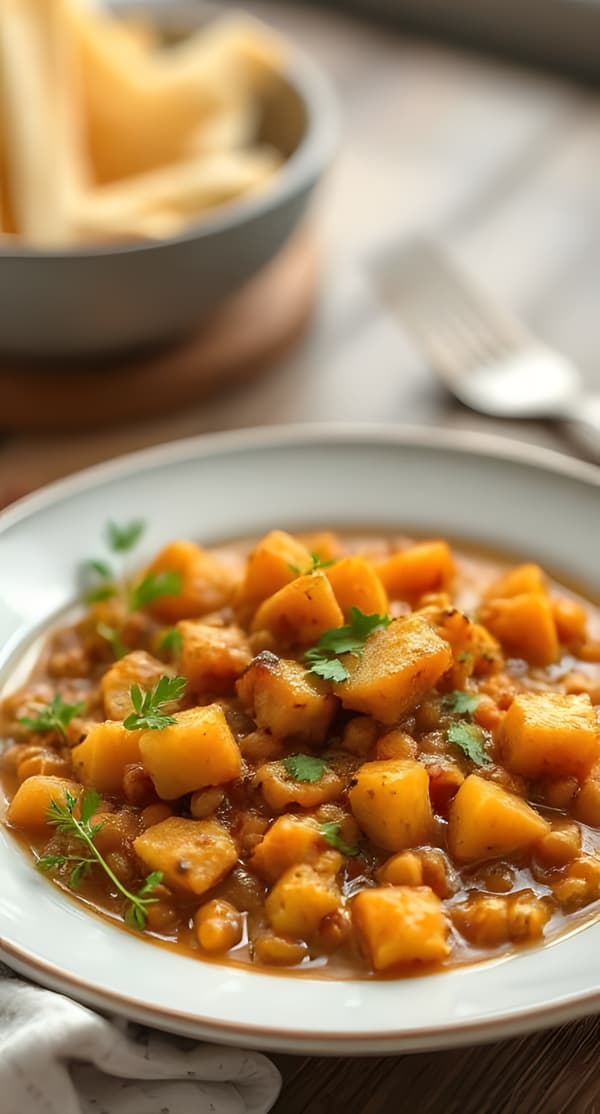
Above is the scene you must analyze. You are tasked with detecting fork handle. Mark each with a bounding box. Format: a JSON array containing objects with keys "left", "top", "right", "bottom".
[{"left": 562, "top": 395, "right": 600, "bottom": 464}]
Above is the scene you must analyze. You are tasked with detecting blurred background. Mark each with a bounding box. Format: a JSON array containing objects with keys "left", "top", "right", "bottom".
[{"left": 1, "top": 0, "right": 600, "bottom": 494}]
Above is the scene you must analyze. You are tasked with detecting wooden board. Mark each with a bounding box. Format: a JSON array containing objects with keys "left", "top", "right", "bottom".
[{"left": 0, "top": 232, "right": 318, "bottom": 432}]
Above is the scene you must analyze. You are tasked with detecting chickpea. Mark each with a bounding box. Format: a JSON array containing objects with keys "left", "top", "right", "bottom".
[
  {"left": 377, "top": 851, "right": 423, "bottom": 887},
  {"left": 253, "top": 932, "right": 308, "bottom": 967},
  {"left": 195, "top": 899, "right": 243, "bottom": 954},
  {"left": 141, "top": 802, "right": 173, "bottom": 830},
  {"left": 342, "top": 716, "right": 378, "bottom": 757},
  {"left": 105, "top": 851, "right": 136, "bottom": 885},
  {"left": 240, "top": 730, "right": 285, "bottom": 764},
  {"left": 375, "top": 729, "right": 417, "bottom": 761},
  {"left": 122, "top": 763, "right": 155, "bottom": 807},
  {"left": 317, "top": 909, "right": 353, "bottom": 953},
  {"left": 420, "top": 848, "right": 456, "bottom": 898},
  {"left": 536, "top": 822, "right": 581, "bottom": 868},
  {"left": 190, "top": 787, "right": 225, "bottom": 820},
  {"left": 145, "top": 893, "right": 180, "bottom": 935},
  {"left": 473, "top": 695, "right": 503, "bottom": 732}
]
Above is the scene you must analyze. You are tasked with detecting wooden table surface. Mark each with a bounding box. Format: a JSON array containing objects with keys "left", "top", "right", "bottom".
[{"left": 3, "top": 4, "right": 600, "bottom": 1110}]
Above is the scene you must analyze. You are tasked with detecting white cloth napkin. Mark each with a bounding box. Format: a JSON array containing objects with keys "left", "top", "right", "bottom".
[{"left": 0, "top": 963, "right": 281, "bottom": 1114}]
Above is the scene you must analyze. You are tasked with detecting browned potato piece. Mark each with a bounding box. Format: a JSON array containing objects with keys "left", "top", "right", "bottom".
[
  {"left": 72, "top": 721, "right": 143, "bottom": 795},
  {"left": 447, "top": 775, "right": 550, "bottom": 863},
  {"left": 348, "top": 759, "right": 433, "bottom": 851},
  {"left": 333, "top": 615, "right": 452, "bottom": 724},
  {"left": 352, "top": 886, "right": 450, "bottom": 968},
  {"left": 498, "top": 692, "right": 599, "bottom": 779},
  {"left": 237, "top": 652, "right": 338, "bottom": 743},
  {"left": 179, "top": 620, "right": 251, "bottom": 695},
  {"left": 250, "top": 815, "right": 326, "bottom": 882},
  {"left": 251, "top": 573, "right": 344, "bottom": 647},
  {"left": 7, "top": 775, "right": 82, "bottom": 831},
  {"left": 265, "top": 861, "right": 342, "bottom": 938},
  {"left": 138, "top": 540, "right": 237, "bottom": 623},
  {"left": 238, "top": 530, "right": 312, "bottom": 610},
  {"left": 376, "top": 541, "right": 455, "bottom": 601},
  {"left": 139, "top": 705, "right": 241, "bottom": 799},
  {"left": 101, "top": 651, "right": 176, "bottom": 720},
  {"left": 254, "top": 760, "right": 347, "bottom": 811},
  {"left": 133, "top": 817, "right": 237, "bottom": 894}
]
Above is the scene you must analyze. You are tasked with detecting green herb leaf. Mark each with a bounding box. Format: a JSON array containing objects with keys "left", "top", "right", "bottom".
[
  {"left": 19, "top": 694, "right": 84, "bottom": 740},
  {"left": 283, "top": 754, "right": 328, "bottom": 783},
  {"left": 137, "top": 870, "right": 164, "bottom": 898},
  {"left": 447, "top": 721, "right": 490, "bottom": 767},
  {"left": 85, "top": 558, "right": 114, "bottom": 579},
  {"left": 106, "top": 519, "right": 146, "bottom": 553},
  {"left": 319, "top": 821, "right": 359, "bottom": 857},
  {"left": 96, "top": 623, "right": 127, "bottom": 661},
  {"left": 123, "top": 675, "right": 186, "bottom": 731},
  {"left": 129, "top": 570, "right": 182, "bottom": 612},
  {"left": 85, "top": 584, "right": 118, "bottom": 604},
  {"left": 305, "top": 607, "right": 391, "bottom": 683},
  {"left": 158, "top": 627, "right": 184, "bottom": 657},
  {"left": 79, "top": 789, "right": 102, "bottom": 825},
  {"left": 36, "top": 854, "right": 68, "bottom": 872},
  {"left": 289, "top": 552, "right": 336, "bottom": 575},
  {"left": 442, "top": 690, "right": 481, "bottom": 718},
  {"left": 69, "top": 860, "right": 92, "bottom": 889}
]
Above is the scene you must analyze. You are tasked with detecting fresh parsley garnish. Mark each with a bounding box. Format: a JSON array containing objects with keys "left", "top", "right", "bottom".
[
  {"left": 82, "top": 558, "right": 118, "bottom": 604},
  {"left": 38, "top": 789, "right": 163, "bottom": 929},
  {"left": 442, "top": 690, "right": 480, "bottom": 718},
  {"left": 305, "top": 607, "right": 391, "bottom": 683},
  {"left": 447, "top": 721, "right": 489, "bottom": 767},
  {"left": 85, "top": 558, "right": 114, "bottom": 579},
  {"left": 107, "top": 519, "right": 146, "bottom": 553},
  {"left": 19, "top": 694, "right": 84, "bottom": 740},
  {"left": 123, "top": 675, "right": 186, "bottom": 731},
  {"left": 129, "top": 570, "right": 182, "bottom": 612},
  {"left": 289, "top": 552, "right": 335, "bottom": 575},
  {"left": 96, "top": 623, "right": 127, "bottom": 660},
  {"left": 319, "top": 821, "right": 359, "bottom": 857},
  {"left": 158, "top": 627, "right": 184, "bottom": 657},
  {"left": 283, "top": 754, "right": 328, "bottom": 783}
]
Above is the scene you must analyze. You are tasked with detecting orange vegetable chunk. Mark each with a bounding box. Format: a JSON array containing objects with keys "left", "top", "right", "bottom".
[
  {"left": 101, "top": 651, "right": 176, "bottom": 720},
  {"left": 265, "top": 862, "right": 341, "bottom": 938},
  {"left": 252, "top": 573, "right": 344, "bottom": 647},
  {"left": 7, "top": 775, "right": 82, "bottom": 831},
  {"left": 447, "top": 774, "right": 550, "bottom": 863},
  {"left": 499, "top": 692, "right": 599, "bottom": 779},
  {"left": 139, "top": 540, "right": 236, "bottom": 622},
  {"left": 239, "top": 530, "right": 312, "bottom": 610},
  {"left": 237, "top": 652, "right": 338, "bottom": 743},
  {"left": 348, "top": 759, "right": 433, "bottom": 851},
  {"left": 376, "top": 541, "right": 455, "bottom": 601},
  {"left": 179, "top": 620, "right": 251, "bottom": 695},
  {"left": 325, "top": 557, "right": 388, "bottom": 619},
  {"left": 334, "top": 614, "right": 452, "bottom": 723},
  {"left": 134, "top": 817, "right": 237, "bottom": 895},
  {"left": 484, "top": 563, "right": 546, "bottom": 599},
  {"left": 479, "top": 593, "right": 559, "bottom": 666},
  {"left": 139, "top": 704, "right": 241, "bottom": 799},
  {"left": 72, "top": 721, "right": 142, "bottom": 794},
  {"left": 352, "top": 885, "right": 450, "bottom": 969},
  {"left": 250, "top": 815, "right": 326, "bottom": 882}
]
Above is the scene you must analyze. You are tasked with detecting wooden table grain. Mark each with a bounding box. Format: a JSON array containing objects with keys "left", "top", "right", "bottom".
[{"left": 2, "top": 4, "right": 600, "bottom": 1110}]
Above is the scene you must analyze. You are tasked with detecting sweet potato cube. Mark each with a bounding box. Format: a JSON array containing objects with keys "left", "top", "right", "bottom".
[
  {"left": 325, "top": 557, "right": 388, "bottom": 619},
  {"left": 349, "top": 759, "right": 433, "bottom": 850},
  {"left": 101, "top": 651, "right": 177, "bottom": 720},
  {"left": 139, "top": 540, "right": 236, "bottom": 622},
  {"left": 333, "top": 615, "right": 452, "bottom": 723},
  {"left": 250, "top": 815, "right": 326, "bottom": 882},
  {"left": 7, "top": 775, "right": 82, "bottom": 831},
  {"left": 139, "top": 704, "right": 241, "bottom": 800},
  {"left": 352, "top": 886, "right": 450, "bottom": 969},
  {"left": 265, "top": 862, "right": 342, "bottom": 938},
  {"left": 134, "top": 817, "right": 237, "bottom": 895},
  {"left": 499, "top": 692, "right": 599, "bottom": 779},
  {"left": 478, "top": 593, "right": 559, "bottom": 666},
  {"left": 447, "top": 774, "right": 550, "bottom": 863},
  {"left": 376, "top": 541, "right": 455, "bottom": 601},
  {"left": 239, "top": 530, "right": 312, "bottom": 609},
  {"left": 179, "top": 620, "right": 251, "bottom": 695},
  {"left": 255, "top": 759, "right": 347, "bottom": 811},
  {"left": 237, "top": 652, "right": 338, "bottom": 743},
  {"left": 72, "top": 721, "right": 143, "bottom": 795},
  {"left": 484, "top": 563, "right": 546, "bottom": 599},
  {"left": 252, "top": 573, "right": 344, "bottom": 647}
]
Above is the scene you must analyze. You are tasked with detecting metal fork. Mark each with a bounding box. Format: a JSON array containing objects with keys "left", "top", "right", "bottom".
[{"left": 369, "top": 237, "right": 600, "bottom": 462}]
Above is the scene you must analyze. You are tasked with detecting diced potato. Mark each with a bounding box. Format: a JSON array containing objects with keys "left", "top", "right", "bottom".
[
  {"left": 352, "top": 886, "right": 450, "bottom": 969},
  {"left": 333, "top": 615, "right": 452, "bottom": 723},
  {"left": 179, "top": 620, "right": 251, "bottom": 695},
  {"left": 101, "top": 651, "right": 176, "bottom": 720},
  {"left": 237, "top": 652, "right": 338, "bottom": 743},
  {"left": 238, "top": 530, "right": 312, "bottom": 610},
  {"left": 498, "top": 692, "right": 599, "bottom": 779},
  {"left": 139, "top": 540, "right": 237, "bottom": 622},
  {"left": 483, "top": 563, "right": 546, "bottom": 599},
  {"left": 133, "top": 817, "right": 237, "bottom": 895},
  {"left": 72, "top": 721, "right": 143, "bottom": 795},
  {"left": 376, "top": 850, "right": 424, "bottom": 886},
  {"left": 250, "top": 815, "right": 326, "bottom": 882},
  {"left": 376, "top": 541, "right": 455, "bottom": 601},
  {"left": 265, "top": 862, "right": 342, "bottom": 938},
  {"left": 325, "top": 557, "right": 388, "bottom": 619},
  {"left": 251, "top": 573, "right": 344, "bottom": 647},
  {"left": 552, "top": 597, "right": 588, "bottom": 646},
  {"left": 139, "top": 704, "right": 241, "bottom": 799},
  {"left": 299, "top": 531, "right": 342, "bottom": 562},
  {"left": 348, "top": 759, "right": 433, "bottom": 851},
  {"left": 7, "top": 775, "right": 82, "bottom": 831},
  {"left": 478, "top": 593, "right": 559, "bottom": 666},
  {"left": 254, "top": 759, "right": 347, "bottom": 810},
  {"left": 447, "top": 774, "right": 550, "bottom": 863}
]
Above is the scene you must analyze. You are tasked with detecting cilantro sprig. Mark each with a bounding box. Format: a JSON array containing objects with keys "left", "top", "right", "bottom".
[
  {"left": 289, "top": 552, "right": 335, "bottom": 575},
  {"left": 447, "top": 721, "right": 489, "bottom": 767},
  {"left": 106, "top": 519, "right": 145, "bottom": 553},
  {"left": 37, "top": 789, "right": 163, "bottom": 929},
  {"left": 158, "top": 627, "right": 184, "bottom": 657},
  {"left": 305, "top": 607, "right": 391, "bottom": 683},
  {"left": 123, "top": 675, "right": 186, "bottom": 731},
  {"left": 96, "top": 622, "right": 127, "bottom": 661},
  {"left": 442, "top": 690, "right": 481, "bottom": 718},
  {"left": 319, "top": 821, "right": 359, "bottom": 856},
  {"left": 19, "top": 694, "right": 84, "bottom": 740},
  {"left": 129, "top": 570, "right": 182, "bottom": 612},
  {"left": 81, "top": 519, "right": 182, "bottom": 615},
  {"left": 283, "top": 754, "right": 328, "bottom": 783}
]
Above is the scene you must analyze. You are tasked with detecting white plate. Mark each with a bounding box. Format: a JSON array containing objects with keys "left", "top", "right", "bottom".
[{"left": 1, "top": 424, "right": 599, "bottom": 1055}]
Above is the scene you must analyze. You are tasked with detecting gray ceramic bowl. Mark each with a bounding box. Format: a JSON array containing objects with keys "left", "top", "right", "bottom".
[{"left": 0, "top": 1, "right": 338, "bottom": 360}]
